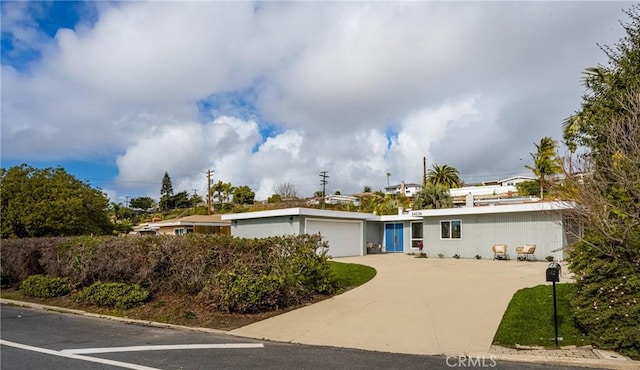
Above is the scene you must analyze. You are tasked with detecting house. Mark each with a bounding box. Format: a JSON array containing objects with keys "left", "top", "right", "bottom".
[
  {"left": 134, "top": 214, "right": 231, "bottom": 236},
  {"left": 449, "top": 176, "right": 536, "bottom": 205},
  {"left": 384, "top": 182, "right": 422, "bottom": 198},
  {"left": 222, "top": 201, "right": 576, "bottom": 261},
  {"left": 222, "top": 208, "right": 372, "bottom": 257},
  {"left": 306, "top": 194, "right": 361, "bottom": 206}
]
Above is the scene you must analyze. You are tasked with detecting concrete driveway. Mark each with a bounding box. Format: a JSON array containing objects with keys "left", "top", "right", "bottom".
[{"left": 230, "top": 254, "right": 564, "bottom": 356}]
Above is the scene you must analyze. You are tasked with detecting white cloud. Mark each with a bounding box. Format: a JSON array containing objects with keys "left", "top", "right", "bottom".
[{"left": 1, "top": 1, "right": 633, "bottom": 200}]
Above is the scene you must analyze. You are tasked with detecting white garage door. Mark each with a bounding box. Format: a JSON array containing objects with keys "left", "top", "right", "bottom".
[{"left": 305, "top": 219, "right": 363, "bottom": 257}]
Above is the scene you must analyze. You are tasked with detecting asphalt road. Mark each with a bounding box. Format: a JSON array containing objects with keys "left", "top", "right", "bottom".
[{"left": 1, "top": 304, "right": 581, "bottom": 370}]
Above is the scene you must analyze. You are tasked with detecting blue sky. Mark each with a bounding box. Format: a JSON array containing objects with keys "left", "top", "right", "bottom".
[{"left": 1, "top": 1, "right": 633, "bottom": 202}]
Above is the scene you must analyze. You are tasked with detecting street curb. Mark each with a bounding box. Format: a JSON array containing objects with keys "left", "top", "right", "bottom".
[
  {"left": 0, "top": 298, "right": 231, "bottom": 336},
  {"left": 3, "top": 298, "right": 639, "bottom": 369}
]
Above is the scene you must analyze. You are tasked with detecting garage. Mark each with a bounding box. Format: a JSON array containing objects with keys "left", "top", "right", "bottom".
[{"left": 305, "top": 218, "right": 363, "bottom": 257}]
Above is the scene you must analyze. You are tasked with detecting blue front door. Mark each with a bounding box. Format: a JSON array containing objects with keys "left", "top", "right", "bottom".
[{"left": 385, "top": 223, "right": 404, "bottom": 252}]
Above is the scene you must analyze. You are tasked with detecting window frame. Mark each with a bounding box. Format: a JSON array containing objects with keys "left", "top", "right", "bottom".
[
  {"left": 410, "top": 221, "right": 424, "bottom": 249},
  {"left": 440, "top": 220, "right": 462, "bottom": 240}
]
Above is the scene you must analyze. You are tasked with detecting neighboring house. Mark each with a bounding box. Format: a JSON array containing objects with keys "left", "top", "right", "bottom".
[
  {"left": 384, "top": 182, "right": 422, "bottom": 198},
  {"left": 222, "top": 201, "right": 576, "bottom": 261},
  {"left": 450, "top": 176, "right": 536, "bottom": 205},
  {"left": 134, "top": 214, "right": 230, "bottom": 236},
  {"left": 307, "top": 194, "right": 361, "bottom": 206}
]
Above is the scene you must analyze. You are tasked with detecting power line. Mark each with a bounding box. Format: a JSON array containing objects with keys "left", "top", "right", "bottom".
[{"left": 319, "top": 171, "right": 329, "bottom": 210}]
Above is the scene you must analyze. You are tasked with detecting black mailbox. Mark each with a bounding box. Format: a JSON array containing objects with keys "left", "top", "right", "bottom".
[{"left": 546, "top": 262, "right": 561, "bottom": 282}]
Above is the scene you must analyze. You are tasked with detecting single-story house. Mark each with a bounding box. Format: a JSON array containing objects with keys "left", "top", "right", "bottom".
[
  {"left": 134, "top": 214, "right": 231, "bottom": 236},
  {"left": 222, "top": 208, "right": 372, "bottom": 257},
  {"left": 222, "top": 201, "right": 577, "bottom": 261}
]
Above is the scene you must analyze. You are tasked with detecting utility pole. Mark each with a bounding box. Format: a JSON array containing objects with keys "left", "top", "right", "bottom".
[
  {"left": 120, "top": 195, "right": 130, "bottom": 208},
  {"left": 319, "top": 171, "right": 329, "bottom": 210},
  {"left": 192, "top": 189, "right": 198, "bottom": 212},
  {"left": 206, "top": 170, "right": 214, "bottom": 215},
  {"left": 423, "top": 156, "right": 427, "bottom": 185}
]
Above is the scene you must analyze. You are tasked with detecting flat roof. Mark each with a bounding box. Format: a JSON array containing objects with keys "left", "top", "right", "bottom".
[
  {"left": 221, "top": 207, "right": 375, "bottom": 221},
  {"left": 410, "top": 201, "right": 574, "bottom": 217}
]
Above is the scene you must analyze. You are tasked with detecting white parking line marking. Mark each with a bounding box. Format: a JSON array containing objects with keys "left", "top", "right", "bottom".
[
  {"left": 0, "top": 339, "right": 160, "bottom": 370},
  {"left": 62, "top": 343, "right": 265, "bottom": 354}
]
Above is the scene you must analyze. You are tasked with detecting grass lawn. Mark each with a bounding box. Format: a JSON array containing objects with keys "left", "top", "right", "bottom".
[
  {"left": 493, "top": 283, "right": 589, "bottom": 348},
  {"left": 328, "top": 261, "right": 376, "bottom": 288}
]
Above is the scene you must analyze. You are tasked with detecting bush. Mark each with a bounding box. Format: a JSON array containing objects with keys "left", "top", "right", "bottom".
[
  {"left": 1, "top": 233, "right": 338, "bottom": 313},
  {"left": 78, "top": 282, "right": 149, "bottom": 309},
  {"left": 204, "top": 270, "right": 284, "bottom": 313},
  {"left": 568, "top": 232, "right": 640, "bottom": 359},
  {"left": 20, "top": 275, "right": 71, "bottom": 298}
]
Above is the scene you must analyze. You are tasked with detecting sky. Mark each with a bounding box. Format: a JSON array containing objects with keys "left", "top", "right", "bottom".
[{"left": 1, "top": 1, "right": 633, "bottom": 203}]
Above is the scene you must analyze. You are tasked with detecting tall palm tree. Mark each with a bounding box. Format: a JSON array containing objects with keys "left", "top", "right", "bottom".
[
  {"left": 221, "top": 182, "right": 236, "bottom": 203},
  {"left": 211, "top": 180, "right": 225, "bottom": 203},
  {"left": 526, "top": 136, "right": 562, "bottom": 200},
  {"left": 413, "top": 183, "right": 453, "bottom": 209},
  {"left": 427, "top": 164, "right": 462, "bottom": 189}
]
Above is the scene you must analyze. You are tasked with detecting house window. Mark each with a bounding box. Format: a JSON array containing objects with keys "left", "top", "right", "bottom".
[
  {"left": 174, "top": 227, "right": 194, "bottom": 236},
  {"left": 440, "top": 220, "right": 461, "bottom": 239},
  {"left": 411, "top": 222, "right": 424, "bottom": 249}
]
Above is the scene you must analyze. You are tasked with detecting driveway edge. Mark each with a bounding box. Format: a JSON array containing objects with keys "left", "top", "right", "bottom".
[{"left": 3, "top": 298, "right": 639, "bottom": 369}]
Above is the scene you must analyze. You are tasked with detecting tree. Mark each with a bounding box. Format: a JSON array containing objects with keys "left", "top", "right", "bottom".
[
  {"left": 562, "top": 6, "right": 640, "bottom": 359},
  {"left": 363, "top": 185, "right": 372, "bottom": 193},
  {"left": 129, "top": 196, "right": 156, "bottom": 211},
  {"left": 189, "top": 193, "right": 203, "bottom": 206},
  {"left": 0, "top": 165, "right": 112, "bottom": 238},
  {"left": 314, "top": 190, "right": 324, "bottom": 198},
  {"left": 160, "top": 172, "right": 174, "bottom": 210},
  {"left": 525, "top": 136, "right": 562, "bottom": 200},
  {"left": 563, "top": 5, "right": 640, "bottom": 158},
  {"left": 211, "top": 180, "right": 225, "bottom": 203},
  {"left": 233, "top": 185, "right": 255, "bottom": 204},
  {"left": 413, "top": 183, "right": 453, "bottom": 209},
  {"left": 274, "top": 181, "right": 298, "bottom": 199},
  {"left": 267, "top": 194, "right": 282, "bottom": 203},
  {"left": 426, "top": 164, "right": 461, "bottom": 189},
  {"left": 515, "top": 180, "right": 541, "bottom": 197},
  {"left": 161, "top": 172, "right": 173, "bottom": 197},
  {"left": 172, "top": 191, "right": 191, "bottom": 209},
  {"left": 222, "top": 182, "right": 235, "bottom": 203}
]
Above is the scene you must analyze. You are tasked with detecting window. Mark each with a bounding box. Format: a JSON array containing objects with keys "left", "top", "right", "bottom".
[
  {"left": 440, "top": 220, "right": 461, "bottom": 239},
  {"left": 174, "top": 227, "right": 194, "bottom": 236},
  {"left": 411, "top": 222, "right": 424, "bottom": 249}
]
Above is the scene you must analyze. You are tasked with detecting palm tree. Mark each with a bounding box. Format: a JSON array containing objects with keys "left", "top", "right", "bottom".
[
  {"left": 413, "top": 183, "right": 453, "bottom": 209},
  {"left": 221, "top": 182, "right": 236, "bottom": 203},
  {"left": 426, "top": 164, "right": 462, "bottom": 189},
  {"left": 526, "top": 137, "right": 562, "bottom": 200},
  {"left": 211, "top": 180, "right": 225, "bottom": 203}
]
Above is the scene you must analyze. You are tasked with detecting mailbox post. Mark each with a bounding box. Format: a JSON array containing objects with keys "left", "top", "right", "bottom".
[{"left": 546, "top": 262, "right": 561, "bottom": 346}]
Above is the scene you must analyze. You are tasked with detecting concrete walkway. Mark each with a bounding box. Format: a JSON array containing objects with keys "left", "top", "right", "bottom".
[{"left": 231, "top": 254, "right": 563, "bottom": 356}]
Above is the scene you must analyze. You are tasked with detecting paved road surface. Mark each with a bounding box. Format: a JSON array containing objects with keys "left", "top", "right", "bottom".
[{"left": 1, "top": 305, "right": 580, "bottom": 370}]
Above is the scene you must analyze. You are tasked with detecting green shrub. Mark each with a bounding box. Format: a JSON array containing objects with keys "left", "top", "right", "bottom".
[
  {"left": 204, "top": 270, "right": 285, "bottom": 313},
  {"left": 20, "top": 275, "right": 71, "bottom": 298},
  {"left": 78, "top": 282, "right": 149, "bottom": 309},
  {"left": 568, "top": 232, "right": 640, "bottom": 359},
  {"left": 2, "top": 233, "right": 338, "bottom": 313}
]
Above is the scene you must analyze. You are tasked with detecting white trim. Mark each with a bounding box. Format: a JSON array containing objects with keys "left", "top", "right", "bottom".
[
  {"left": 304, "top": 218, "right": 364, "bottom": 257},
  {"left": 410, "top": 221, "right": 424, "bottom": 249},
  {"left": 411, "top": 201, "right": 573, "bottom": 217},
  {"left": 222, "top": 207, "right": 373, "bottom": 221}
]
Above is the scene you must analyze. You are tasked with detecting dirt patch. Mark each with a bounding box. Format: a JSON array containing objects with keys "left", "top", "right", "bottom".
[{"left": 0, "top": 288, "right": 331, "bottom": 331}]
